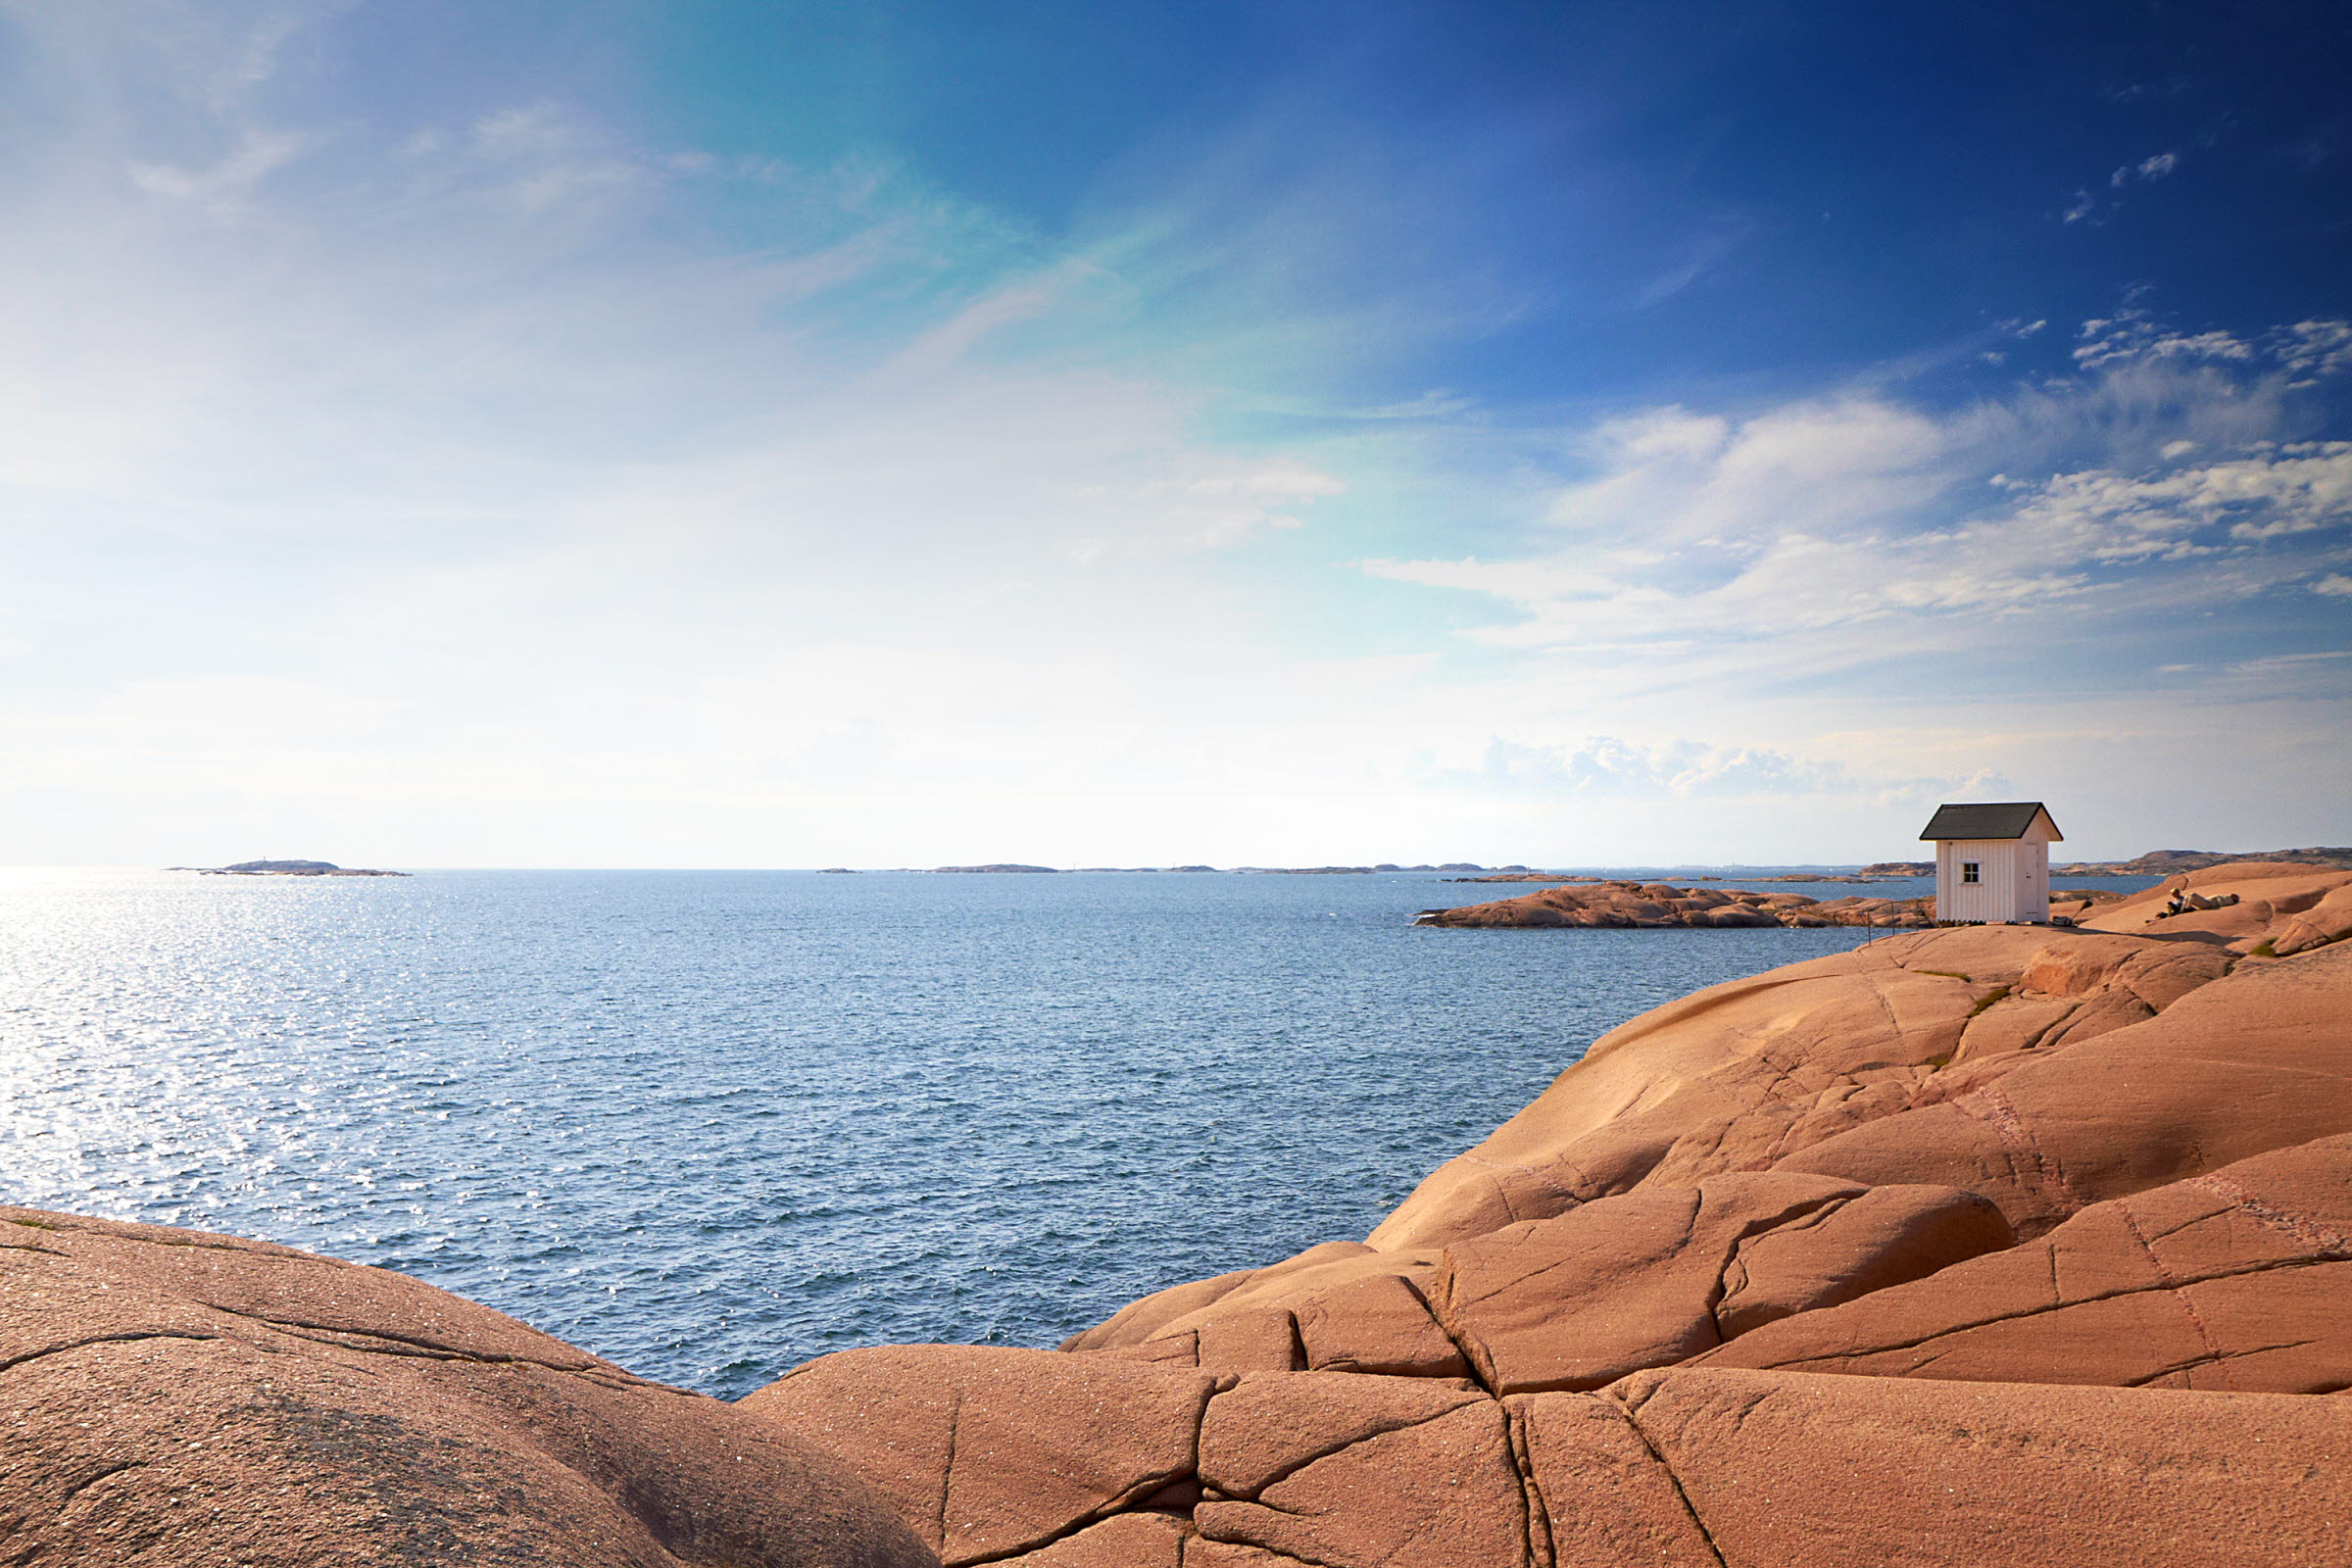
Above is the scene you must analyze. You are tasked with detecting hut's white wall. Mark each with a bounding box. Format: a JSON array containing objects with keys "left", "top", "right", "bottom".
[{"left": 1934, "top": 833, "right": 2053, "bottom": 921}]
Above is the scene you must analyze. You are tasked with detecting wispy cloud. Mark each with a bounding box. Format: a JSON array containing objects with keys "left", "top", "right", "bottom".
[
  {"left": 2111, "top": 150, "right": 2180, "bottom": 186},
  {"left": 1362, "top": 311, "right": 2352, "bottom": 706},
  {"left": 2067, "top": 149, "right": 2182, "bottom": 224},
  {"left": 1437, "top": 736, "right": 1852, "bottom": 800}
]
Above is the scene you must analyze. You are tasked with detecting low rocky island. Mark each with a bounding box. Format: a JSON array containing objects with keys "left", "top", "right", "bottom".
[
  {"left": 12, "top": 858, "right": 2352, "bottom": 1565},
  {"left": 928, "top": 862, "right": 1062, "bottom": 873},
  {"left": 175, "top": 858, "right": 409, "bottom": 877},
  {"left": 1413, "top": 878, "right": 2026, "bottom": 929}
]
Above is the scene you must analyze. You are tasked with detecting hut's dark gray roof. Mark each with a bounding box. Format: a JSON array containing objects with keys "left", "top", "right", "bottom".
[{"left": 1918, "top": 802, "right": 2062, "bottom": 841}]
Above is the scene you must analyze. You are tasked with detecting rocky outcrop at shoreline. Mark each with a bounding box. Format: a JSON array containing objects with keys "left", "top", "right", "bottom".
[
  {"left": 1415, "top": 878, "right": 1955, "bottom": 928},
  {"left": 12, "top": 859, "right": 2352, "bottom": 1566},
  {"left": 1415, "top": 877, "right": 2154, "bottom": 930}
]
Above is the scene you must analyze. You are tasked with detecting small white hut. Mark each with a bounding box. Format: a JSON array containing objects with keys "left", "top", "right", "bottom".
[{"left": 1919, "top": 802, "right": 2063, "bottom": 923}]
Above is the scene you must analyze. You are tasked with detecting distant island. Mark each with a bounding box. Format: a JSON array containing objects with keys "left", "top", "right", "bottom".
[
  {"left": 848, "top": 848, "right": 2352, "bottom": 878},
  {"left": 927, "top": 863, "right": 1062, "bottom": 873},
  {"left": 172, "top": 859, "right": 408, "bottom": 877}
]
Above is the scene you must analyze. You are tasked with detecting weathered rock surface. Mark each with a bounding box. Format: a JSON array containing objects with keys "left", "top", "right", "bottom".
[
  {"left": 1780, "top": 939, "right": 2352, "bottom": 1236},
  {"left": 1432, "top": 1172, "right": 2010, "bottom": 1393},
  {"left": 0, "top": 1206, "right": 933, "bottom": 1567},
  {"left": 738, "top": 1346, "right": 1217, "bottom": 1567},
  {"left": 755, "top": 859, "right": 2352, "bottom": 1568},
  {"left": 735, "top": 1345, "right": 2352, "bottom": 1568},
  {"left": 1704, "top": 1133, "right": 2352, "bottom": 1392},
  {"left": 1518, "top": 1368, "right": 2352, "bottom": 1568},
  {"left": 1369, "top": 923, "right": 2234, "bottom": 1250}
]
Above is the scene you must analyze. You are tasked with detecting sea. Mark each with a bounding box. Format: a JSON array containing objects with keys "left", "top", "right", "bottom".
[{"left": 0, "top": 865, "right": 2160, "bottom": 1398}]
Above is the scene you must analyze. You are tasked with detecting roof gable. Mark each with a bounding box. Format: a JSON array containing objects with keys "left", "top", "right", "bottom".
[{"left": 1918, "top": 802, "right": 2063, "bottom": 842}]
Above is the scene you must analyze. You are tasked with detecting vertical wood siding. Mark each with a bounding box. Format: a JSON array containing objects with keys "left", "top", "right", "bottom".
[{"left": 1934, "top": 836, "right": 2051, "bottom": 921}]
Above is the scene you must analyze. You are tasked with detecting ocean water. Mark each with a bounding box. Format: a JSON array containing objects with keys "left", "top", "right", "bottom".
[{"left": 0, "top": 866, "right": 2154, "bottom": 1397}]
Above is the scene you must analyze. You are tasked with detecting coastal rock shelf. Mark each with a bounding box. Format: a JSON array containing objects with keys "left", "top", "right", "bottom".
[{"left": 11, "top": 859, "right": 2352, "bottom": 1566}]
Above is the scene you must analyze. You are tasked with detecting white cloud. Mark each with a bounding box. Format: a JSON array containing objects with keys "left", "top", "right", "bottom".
[
  {"left": 2074, "top": 315, "right": 2254, "bottom": 370},
  {"left": 1437, "top": 736, "right": 1852, "bottom": 800},
  {"left": 2111, "top": 151, "right": 2180, "bottom": 187},
  {"left": 2314, "top": 573, "right": 2352, "bottom": 597},
  {"left": 2276, "top": 319, "right": 2352, "bottom": 385},
  {"left": 1360, "top": 317, "right": 2352, "bottom": 708}
]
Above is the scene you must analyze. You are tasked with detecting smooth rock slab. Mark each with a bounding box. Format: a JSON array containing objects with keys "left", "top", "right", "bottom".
[{"left": 0, "top": 1207, "right": 932, "bottom": 1568}]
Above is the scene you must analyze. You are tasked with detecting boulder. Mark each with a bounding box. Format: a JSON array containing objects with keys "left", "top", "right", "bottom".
[
  {"left": 1705, "top": 1133, "right": 2352, "bottom": 1393},
  {"left": 2274, "top": 879, "right": 2352, "bottom": 956},
  {"left": 1430, "top": 1173, "right": 2010, "bottom": 1394},
  {"left": 0, "top": 1207, "right": 932, "bottom": 1568}
]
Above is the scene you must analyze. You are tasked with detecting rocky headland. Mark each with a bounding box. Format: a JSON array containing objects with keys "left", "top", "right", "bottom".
[{"left": 12, "top": 858, "right": 2352, "bottom": 1565}]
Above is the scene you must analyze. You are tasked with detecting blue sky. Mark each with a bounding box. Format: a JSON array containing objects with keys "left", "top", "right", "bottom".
[{"left": 0, "top": 0, "right": 2345, "bottom": 865}]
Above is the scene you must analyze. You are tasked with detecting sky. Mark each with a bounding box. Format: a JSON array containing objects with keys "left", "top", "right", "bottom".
[{"left": 0, "top": 0, "right": 2346, "bottom": 867}]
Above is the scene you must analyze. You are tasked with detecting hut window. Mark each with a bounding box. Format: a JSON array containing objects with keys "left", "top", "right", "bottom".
[{"left": 1961, "top": 861, "right": 1980, "bottom": 884}]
